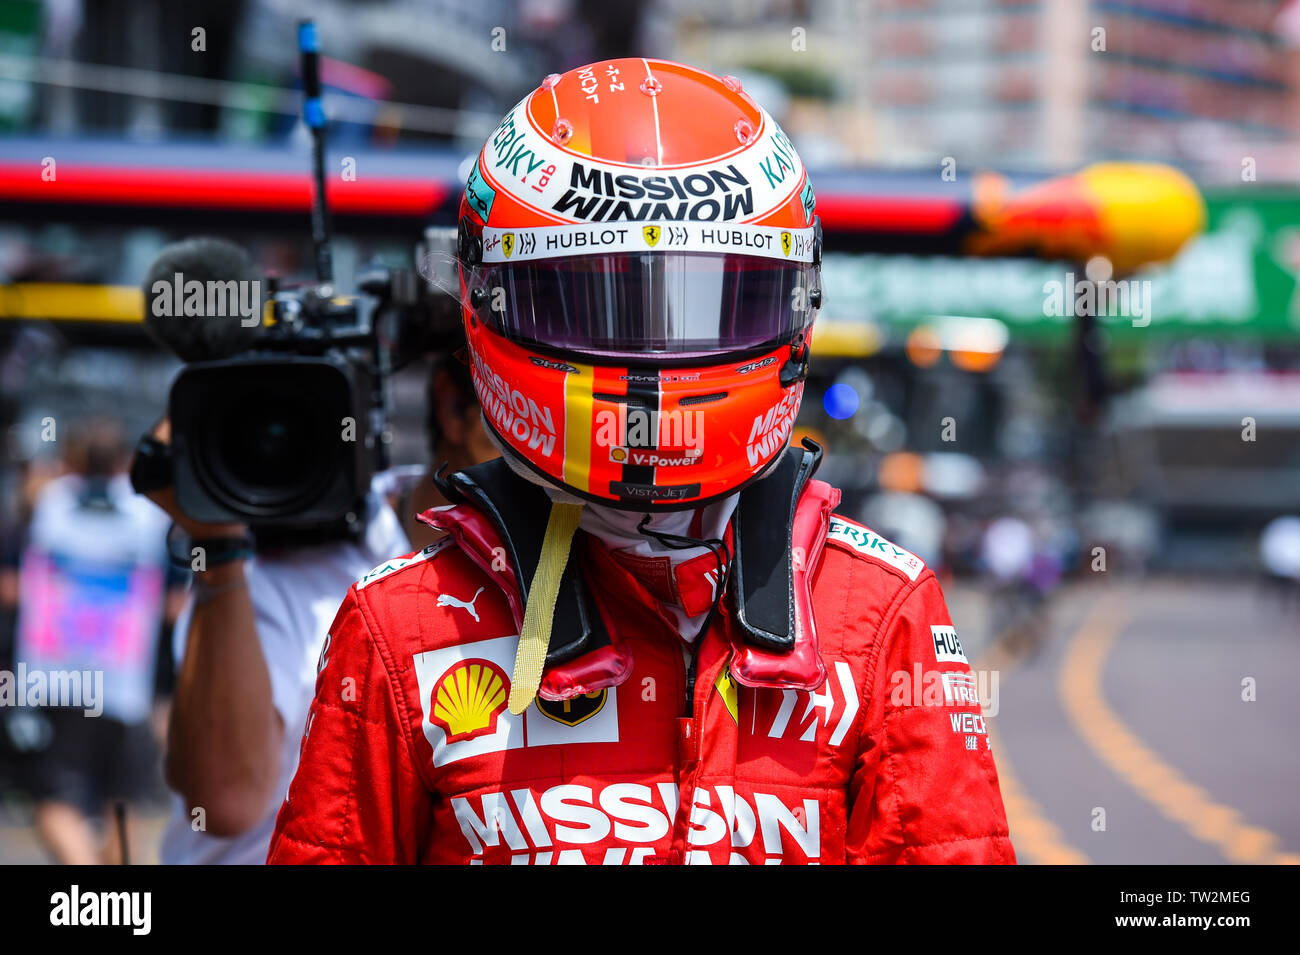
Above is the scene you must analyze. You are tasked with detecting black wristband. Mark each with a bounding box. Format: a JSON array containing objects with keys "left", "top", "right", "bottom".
[{"left": 166, "top": 524, "right": 255, "bottom": 570}]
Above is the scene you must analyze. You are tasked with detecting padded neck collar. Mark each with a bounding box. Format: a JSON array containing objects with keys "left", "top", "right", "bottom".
[{"left": 427, "top": 442, "right": 837, "bottom": 696}]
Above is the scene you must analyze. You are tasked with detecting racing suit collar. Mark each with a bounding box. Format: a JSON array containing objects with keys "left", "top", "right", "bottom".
[{"left": 427, "top": 445, "right": 836, "bottom": 697}]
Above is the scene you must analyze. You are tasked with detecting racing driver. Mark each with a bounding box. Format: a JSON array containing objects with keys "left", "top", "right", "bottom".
[{"left": 268, "top": 59, "right": 1015, "bottom": 865}]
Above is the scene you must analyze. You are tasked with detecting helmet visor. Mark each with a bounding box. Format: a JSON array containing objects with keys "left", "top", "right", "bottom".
[{"left": 466, "top": 252, "right": 817, "bottom": 359}]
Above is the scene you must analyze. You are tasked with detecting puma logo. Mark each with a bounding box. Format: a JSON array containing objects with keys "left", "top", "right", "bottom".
[{"left": 437, "top": 587, "right": 485, "bottom": 622}]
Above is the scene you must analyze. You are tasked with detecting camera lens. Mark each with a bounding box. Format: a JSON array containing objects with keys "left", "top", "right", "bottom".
[
  {"left": 192, "top": 366, "right": 342, "bottom": 518},
  {"left": 218, "top": 394, "right": 323, "bottom": 493},
  {"left": 172, "top": 358, "right": 365, "bottom": 525}
]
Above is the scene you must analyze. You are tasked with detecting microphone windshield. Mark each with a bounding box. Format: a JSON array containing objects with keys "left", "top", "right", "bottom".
[{"left": 142, "top": 237, "right": 265, "bottom": 362}]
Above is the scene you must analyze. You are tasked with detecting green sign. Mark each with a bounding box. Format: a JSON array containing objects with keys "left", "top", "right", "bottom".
[
  {"left": 0, "top": 0, "right": 41, "bottom": 131},
  {"left": 821, "top": 189, "right": 1300, "bottom": 342}
]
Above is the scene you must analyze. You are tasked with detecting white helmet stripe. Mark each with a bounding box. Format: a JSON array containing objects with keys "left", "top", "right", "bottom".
[{"left": 482, "top": 223, "right": 815, "bottom": 264}]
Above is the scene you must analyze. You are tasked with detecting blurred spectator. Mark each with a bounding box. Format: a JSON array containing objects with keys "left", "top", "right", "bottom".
[
  {"left": 0, "top": 451, "right": 59, "bottom": 794},
  {"left": 1259, "top": 515, "right": 1300, "bottom": 611},
  {"left": 857, "top": 450, "right": 948, "bottom": 572},
  {"left": 982, "top": 515, "right": 1036, "bottom": 585},
  {"left": 6, "top": 417, "right": 177, "bottom": 864},
  {"left": 859, "top": 490, "right": 946, "bottom": 572},
  {"left": 980, "top": 513, "right": 1065, "bottom": 660}
]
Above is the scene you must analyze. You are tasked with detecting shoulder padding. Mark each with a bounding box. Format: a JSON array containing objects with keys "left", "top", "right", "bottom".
[
  {"left": 356, "top": 537, "right": 456, "bottom": 590},
  {"left": 824, "top": 515, "right": 926, "bottom": 583}
]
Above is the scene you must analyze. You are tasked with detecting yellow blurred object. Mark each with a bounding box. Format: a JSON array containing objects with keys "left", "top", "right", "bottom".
[
  {"left": 0, "top": 282, "right": 274, "bottom": 329},
  {"left": 1077, "top": 162, "right": 1206, "bottom": 273},
  {"left": 967, "top": 162, "right": 1205, "bottom": 273},
  {"left": 811, "top": 319, "right": 884, "bottom": 358},
  {"left": 0, "top": 283, "right": 143, "bottom": 322}
]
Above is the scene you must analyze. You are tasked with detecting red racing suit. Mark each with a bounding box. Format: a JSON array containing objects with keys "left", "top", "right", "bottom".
[{"left": 268, "top": 469, "right": 1015, "bottom": 865}]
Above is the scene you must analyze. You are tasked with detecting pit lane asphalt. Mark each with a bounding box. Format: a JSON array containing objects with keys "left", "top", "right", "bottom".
[{"left": 956, "top": 575, "right": 1300, "bottom": 865}]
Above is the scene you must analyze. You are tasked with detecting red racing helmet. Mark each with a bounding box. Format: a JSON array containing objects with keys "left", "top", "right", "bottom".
[{"left": 453, "top": 58, "right": 821, "bottom": 509}]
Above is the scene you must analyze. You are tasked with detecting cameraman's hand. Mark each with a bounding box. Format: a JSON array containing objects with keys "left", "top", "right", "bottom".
[
  {"left": 152, "top": 410, "right": 281, "bottom": 837},
  {"left": 143, "top": 418, "right": 249, "bottom": 539}
]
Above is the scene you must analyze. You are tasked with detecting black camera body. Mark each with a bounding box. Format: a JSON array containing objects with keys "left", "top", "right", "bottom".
[
  {"left": 144, "top": 25, "right": 463, "bottom": 540},
  {"left": 170, "top": 354, "right": 379, "bottom": 528},
  {"left": 167, "top": 284, "right": 388, "bottom": 534}
]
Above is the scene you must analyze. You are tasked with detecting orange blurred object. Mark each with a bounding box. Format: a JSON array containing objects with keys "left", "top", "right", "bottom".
[
  {"left": 950, "top": 348, "right": 1003, "bottom": 373},
  {"left": 905, "top": 325, "right": 944, "bottom": 367},
  {"left": 966, "top": 162, "right": 1205, "bottom": 273},
  {"left": 877, "top": 451, "right": 925, "bottom": 493}
]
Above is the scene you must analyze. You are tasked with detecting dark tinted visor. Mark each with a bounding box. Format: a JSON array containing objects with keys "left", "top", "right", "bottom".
[{"left": 467, "top": 252, "right": 816, "bottom": 358}]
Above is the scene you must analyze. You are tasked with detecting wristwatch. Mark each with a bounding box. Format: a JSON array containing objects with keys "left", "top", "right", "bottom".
[{"left": 165, "top": 523, "right": 255, "bottom": 570}]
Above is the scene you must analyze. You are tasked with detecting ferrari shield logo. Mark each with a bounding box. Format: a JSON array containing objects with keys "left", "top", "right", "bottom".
[
  {"left": 780, "top": 231, "right": 792, "bottom": 257},
  {"left": 502, "top": 232, "right": 515, "bottom": 258},
  {"left": 536, "top": 689, "right": 607, "bottom": 726},
  {"left": 642, "top": 225, "right": 661, "bottom": 248}
]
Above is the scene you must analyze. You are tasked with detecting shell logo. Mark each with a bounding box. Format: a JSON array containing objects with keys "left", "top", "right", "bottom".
[{"left": 429, "top": 658, "right": 510, "bottom": 743}]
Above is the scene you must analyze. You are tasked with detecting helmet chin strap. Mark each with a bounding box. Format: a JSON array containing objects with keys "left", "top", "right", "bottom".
[
  {"left": 508, "top": 497, "right": 584, "bottom": 714},
  {"left": 484, "top": 421, "right": 589, "bottom": 713}
]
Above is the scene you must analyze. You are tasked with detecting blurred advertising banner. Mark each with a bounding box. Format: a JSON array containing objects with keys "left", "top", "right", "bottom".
[{"left": 822, "top": 189, "right": 1300, "bottom": 343}]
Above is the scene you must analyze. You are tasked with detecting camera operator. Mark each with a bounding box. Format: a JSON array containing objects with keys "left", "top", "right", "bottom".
[
  {"left": 135, "top": 238, "right": 490, "bottom": 864},
  {"left": 148, "top": 415, "right": 407, "bottom": 863},
  {"left": 396, "top": 348, "right": 495, "bottom": 550}
]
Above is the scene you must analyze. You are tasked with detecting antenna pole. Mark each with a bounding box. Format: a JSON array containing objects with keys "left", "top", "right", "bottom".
[{"left": 298, "top": 20, "right": 333, "bottom": 284}]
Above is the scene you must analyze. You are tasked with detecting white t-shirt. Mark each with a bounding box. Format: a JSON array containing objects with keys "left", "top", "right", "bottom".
[
  {"left": 15, "top": 474, "right": 170, "bottom": 724},
  {"left": 160, "top": 483, "right": 410, "bottom": 865}
]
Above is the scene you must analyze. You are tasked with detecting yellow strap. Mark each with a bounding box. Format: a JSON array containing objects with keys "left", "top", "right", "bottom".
[{"left": 508, "top": 501, "right": 584, "bottom": 714}]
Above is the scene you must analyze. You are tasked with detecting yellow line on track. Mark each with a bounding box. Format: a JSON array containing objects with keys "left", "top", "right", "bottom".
[
  {"left": 1058, "top": 598, "right": 1299, "bottom": 865},
  {"left": 978, "top": 644, "right": 1090, "bottom": 865}
]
